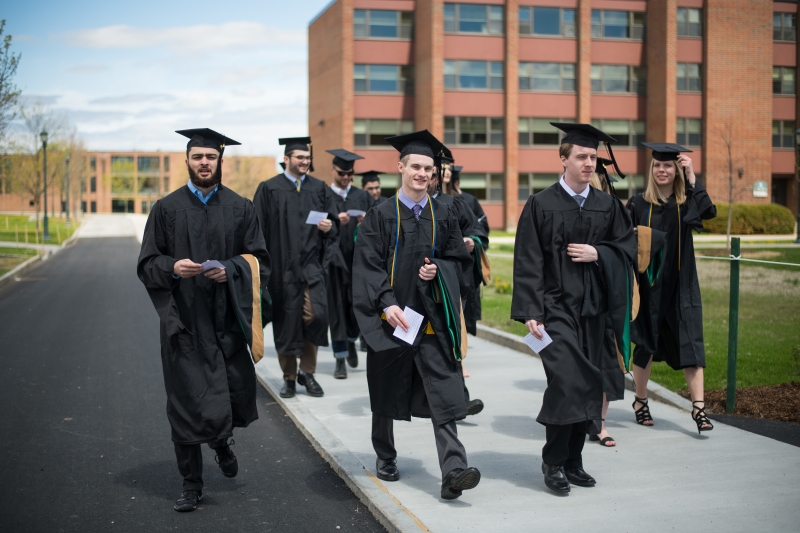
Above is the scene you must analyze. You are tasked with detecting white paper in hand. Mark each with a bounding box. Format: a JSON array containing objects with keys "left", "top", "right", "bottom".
[
  {"left": 392, "top": 306, "right": 424, "bottom": 345},
  {"left": 201, "top": 260, "right": 225, "bottom": 271},
  {"left": 523, "top": 329, "right": 553, "bottom": 354},
  {"left": 346, "top": 209, "right": 366, "bottom": 217},
  {"left": 305, "top": 210, "right": 328, "bottom": 225}
]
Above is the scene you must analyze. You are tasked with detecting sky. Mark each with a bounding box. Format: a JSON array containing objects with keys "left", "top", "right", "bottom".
[{"left": 4, "top": 0, "right": 334, "bottom": 158}]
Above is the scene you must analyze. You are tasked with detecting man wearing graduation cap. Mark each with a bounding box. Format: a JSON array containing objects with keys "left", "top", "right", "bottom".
[
  {"left": 253, "top": 137, "right": 340, "bottom": 398},
  {"left": 511, "top": 123, "right": 635, "bottom": 494},
  {"left": 137, "top": 128, "right": 272, "bottom": 512},
  {"left": 352, "top": 129, "right": 481, "bottom": 500},
  {"left": 359, "top": 170, "right": 387, "bottom": 205},
  {"left": 326, "top": 149, "right": 377, "bottom": 378}
]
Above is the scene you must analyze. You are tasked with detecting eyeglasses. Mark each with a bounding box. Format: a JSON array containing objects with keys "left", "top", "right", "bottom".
[
  {"left": 292, "top": 156, "right": 312, "bottom": 162},
  {"left": 336, "top": 170, "right": 354, "bottom": 177}
]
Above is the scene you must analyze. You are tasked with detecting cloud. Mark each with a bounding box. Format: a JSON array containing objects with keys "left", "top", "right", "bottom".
[
  {"left": 89, "top": 94, "right": 176, "bottom": 105},
  {"left": 67, "top": 64, "right": 109, "bottom": 74},
  {"left": 19, "top": 94, "right": 62, "bottom": 106},
  {"left": 64, "top": 22, "right": 306, "bottom": 53}
]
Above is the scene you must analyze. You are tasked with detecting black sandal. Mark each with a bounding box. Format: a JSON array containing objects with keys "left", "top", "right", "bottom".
[
  {"left": 632, "top": 396, "right": 654, "bottom": 426},
  {"left": 588, "top": 420, "right": 616, "bottom": 447},
  {"left": 691, "top": 401, "right": 714, "bottom": 434}
]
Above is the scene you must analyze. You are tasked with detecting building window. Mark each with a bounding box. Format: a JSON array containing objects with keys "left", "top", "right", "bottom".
[
  {"left": 591, "top": 10, "right": 644, "bottom": 40},
  {"left": 90, "top": 176, "right": 96, "bottom": 193},
  {"left": 354, "top": 119, "right": 415, "bottom": 147},
  {"left": 110, "top": 156, "right": 134, "bottom": 174},
  {"left": 677, "top": 63, "right": 702, "bottom": 92},
  {"left": 444, "top": 3, "right": 504, "bottom": 35},
  {"left": 163, "top": 177, "right": 170, "bottom": 192},
  {"left": 444, "top": 60, "right": 503, "bottom": 90},
  {"left": 519, "top": 62, "right": 575, "bottom": 92},
  {"left": 676, "top": 118, "right": 702, "bottom": 147},
  {"left": 354, "top": 10, "right": 413, "bottom": 39},
  {"left": 774, "top": 12, "right": 797, "bottom": 42},
  {"left": 677, "top": 8, "right": 702, "bottom": 37},
  {"left": 90, "top": 156, "right": 96, "bottom": 172},
  {"left": 459, "top": 173, "right": 504, "bottom": 201},
  {"left": 518, "top": 173, "right": 561, "bottom": 200},
  {"left": 591, "top": 65, "right": 645, "bottom": 94},
  {"left": 163, "top": 156, "right": 170, "bottom": 173},
  {"left": 773, "top": 120, "right": 796, "bottom": 148},
  {"left": 518, "top": 118, "right": 573, "bottom": 146},
  {"left": 90, "top": 201, "right": 97, "bottom": 213},
  {"left": 137, "top": 156, "right": 160, "bottom": 174},
  {"left": 591, "top": 119, "right": 645, "bottom": 147},
  {"left": 111, "top": 177, "right": 134, "bottom": 195},
  {"left": 444, "top": 117, "right": 504, "bottom": 145},
  {"left": 112, "top": 199, "right": 134, "bottom": 213},
  {"left": 519, "top": 6, "right": 575, "bottom": 37},
  {"left": 773, "top": 67, "right": 796, "bottom": 95},
  {"left": 138, "top": 177, "right": 160, "bottom": 194},
  {"left": 354, "top": 64, "right": 413, "bottom": 94}
]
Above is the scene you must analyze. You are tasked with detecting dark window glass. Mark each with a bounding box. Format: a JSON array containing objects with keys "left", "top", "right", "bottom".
[
  {"left": 163, "top": 156, "right": 169, "bottom": 173},
  {"left": 90, "top": 201, "right": 96, "bottom": 213},
  {"left": 533, "top": 7, "right": 560, "bottom": 35},
  {"left": 678, "top": 8, "right": 703, "bottom": 37},
  {"left": 772, "top": 120, "right": 796, "bottom": 147},
  {"left": 370, "top": 10, "right": 398, "bottom": 38},
  {"left": 774, "top": 12, "right": 796, "bottom": 42},
  {"left": 138, "top": 177, "right": 159, "bottom": 194},
  {"left": 444, "top": 60, "right": 502, "bottom": 90},
  {"left": 355, "top": 10, "right": 413, "bottom": 39},
  {"left": 90, "top": 177, "right": 96, "bottom": 193},
  {"left": 90, "top": 156, "right": 96, "bottom": 171},
  {"left": 591, "top": 65, "right": 645, "bottom": 93},
  {"left": 354, "top": 10, "right": 367, "bottom": 37},
  {"left": 163, "top": 177, "right": 170, "bottom": 192},
  {"left": 592, "top": 119, "right": 646, "bottom": 147},
  {"left": 354, "top": 119, "right": 414, "bottom": 147},
  {"left": 592, "top": 10, "right": 644, "bottom": 40},
  {"left": 445, "top": 117, "right": 503, "bottom": 145},
  {"left": 445, "top": 4, "right": 503, "bottom": 35},
  {"left": 137, "top": 156, "right": 159, "bottom": 174},
  {"left": 773, "top": 67, "right": 796, "bottom": 95}
]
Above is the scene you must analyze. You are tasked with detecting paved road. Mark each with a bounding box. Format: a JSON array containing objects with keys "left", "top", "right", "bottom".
[{"left": 0, "top": 237, "right": 385, "bottom": 533}]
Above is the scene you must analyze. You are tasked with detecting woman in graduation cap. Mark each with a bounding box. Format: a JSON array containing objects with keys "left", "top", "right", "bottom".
[
  {"left": 511, "top": 123, "right": 636, "bottom": 494},
  {"left": 627, "top": 143, "right": 716, "bottom": 434},
  {"left": 352, "top": 129, "right": 482, "bottom": 500}
]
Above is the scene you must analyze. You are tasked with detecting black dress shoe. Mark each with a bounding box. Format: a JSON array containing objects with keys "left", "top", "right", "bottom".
[
  {"left": 334, "top": 358, "right": 347, "bottom": 379},
  {"left": 376, "top": 458, "right": 399, "bottom": 482},
  {"left": 346, "top": 341, "right": 359, "bottom": 368},
  {"left": 541, "top": 463, "right": 570, "bottom": 493},
  {"left": 441, "top": 467, "right": 481, "bottom": 500},
  {"left": 565, "top": 466, "right": 596, "bottom": 487},
  {"left": 279, "top": 380, "right": 296, "bottom": 398},
  {"left": 174, "top": 489, "right": 203, "bottom": 512},
  {"left": 466, "top": 399, "right": 484, "bottom": 416},
  {"left": 212, "top": 438, "right": 238, "bottom": 478},
  {"left": 297, "top": 373, "right": 324, "bottom": 397}
]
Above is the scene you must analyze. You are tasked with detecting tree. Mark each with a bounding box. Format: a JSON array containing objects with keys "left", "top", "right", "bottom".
[
  {"left": 716, "top": 121, "right": 748, "bottom": 253},
  {"left": 0, "top": 20, "right": 21, "bottom": 146}
]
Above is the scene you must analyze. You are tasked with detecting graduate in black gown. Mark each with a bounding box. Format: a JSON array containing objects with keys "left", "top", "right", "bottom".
[
  {"left": 137, "top": 128, "right": 271, "bottom": 512},
  {"left": 359, "top": 170, "right": 388, "bottom": 206},
  {"left": 253, "top": 137, "right": 339, "bottom": 399},
  {"left": 511, "top": 123, "right": 635, "bottom": 494},
  {"left": 446, "top": 165, "right": 490, "bottom": 236},
  {"left": 352, "top": 130, "right": 482, "bottom": 500},
  {"left": 628, "top": 143, "right": 716, "bottom": 434},
  {"left": 325, "top": 149, "right": 377, "bottom": 378}
]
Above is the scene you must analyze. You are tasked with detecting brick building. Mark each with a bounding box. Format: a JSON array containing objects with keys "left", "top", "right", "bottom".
[
  {"left": 0, "top": 152, "right": 276, "bottom": 215},
  {"left": 308, "top": 0, "right": 798, "bottom": 230}
]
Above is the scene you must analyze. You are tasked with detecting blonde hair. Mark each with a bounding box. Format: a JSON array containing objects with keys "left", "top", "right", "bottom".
[
  {"left": 589, "top": 172, "right": 610, "bottom": 194},
  {"left": 643, "top": 159, "right": 686, "bottom": 205}
]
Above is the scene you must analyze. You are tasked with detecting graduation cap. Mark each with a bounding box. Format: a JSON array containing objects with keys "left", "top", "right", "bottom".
[
  {"left": 326, "top": 149, "right": 364, "bottom": 171},
  {"left": 451, "top": 165, "right": 463, "bottom": 182},
  {"left": 641, "top": 142, "right": 693, "bottom": 162},
  {"left": 596, "top": 157, "right": 618, "bottom": 183},
  {"left": 279, "top": 136, "right": 314, "bottom": 172},
  {"left": 385, "top": 129, "right": 452, "bottom": 180},
  {"left": 176, "top": 128, "right": 240, "bottom": 155},
  {"left": 358, "top": 170, "right": 383, "bottom": 187},
  {"left": 551, "top": 122, "right": 626, "bottom": 179}
]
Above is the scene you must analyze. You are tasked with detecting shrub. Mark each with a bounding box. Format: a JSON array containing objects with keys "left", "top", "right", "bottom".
[
  {"left": 702, "top": 203, "right": 795, "bottom": 235},
  {"left": 493, "top": 277, "right": 512, "bottom": 294}
]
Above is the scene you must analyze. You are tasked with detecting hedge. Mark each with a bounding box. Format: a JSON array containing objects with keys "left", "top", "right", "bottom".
[{"left": 702, "top": 203, "right": 795, "bottom": 235}]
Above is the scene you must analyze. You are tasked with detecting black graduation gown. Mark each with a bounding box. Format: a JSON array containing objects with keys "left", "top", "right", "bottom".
[
  {"left": 374, "top": 195, "right": 388, "bottom": 206},
  {"left": 253, "top": 174, "right": 339, "bottom": 355},
  {"left": 352, "top": 196, "right": 472, "bottom": 422},
  {"left": 137, "top": 185, "right": 271, "bottom": 445},
  {"left": 628, "top": 179, "right": 716, "bottom": 370},
  {"left": 458, "top": 191, "right": 490, "bottom": 236},
  {"left": 327, "top": 186, "right": 377, "bottom": 342},
  {"left": 511, "top": 184, "right": 635, "bottom": 428}
]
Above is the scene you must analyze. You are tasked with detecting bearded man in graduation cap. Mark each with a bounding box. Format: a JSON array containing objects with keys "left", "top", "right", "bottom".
[
  {"left": 352, "top": 129, "right": 482, "bottom": 500},
  {"left": 137, "top": 128, "right": 272, "bottom": 512},
  {"left": 511, "top": 123, "right": 635, "bottom": 494},
  {"left": 253, "top": 137, "right": 339, "bottom": 399},
  {"left": 359, "top": 170, "right": 387, "bottom": 205},
  {"left": 325, "top": 149, "right": 377, "bottom": 378}
]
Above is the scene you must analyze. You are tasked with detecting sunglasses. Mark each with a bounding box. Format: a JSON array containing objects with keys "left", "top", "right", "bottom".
[{"left": 336, "top": 170, "right": 354, "bottom": 177}]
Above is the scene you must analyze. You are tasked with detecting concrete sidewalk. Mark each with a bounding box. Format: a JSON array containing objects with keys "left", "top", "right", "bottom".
[{"left": 255, "top": 327, "right": 800, "bottom": 533}]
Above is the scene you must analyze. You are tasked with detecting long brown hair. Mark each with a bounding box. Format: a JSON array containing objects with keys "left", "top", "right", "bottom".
[{"left": 643, "top": 159, "right": 686, "bottom": 205}]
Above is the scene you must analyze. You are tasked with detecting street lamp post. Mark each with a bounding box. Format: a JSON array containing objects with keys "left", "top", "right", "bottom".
[
  {"left": 65, "top": 154, "right": 71, "bottom": 226},
  {"left": 40, "top": 130, "right": 50, "bottom": 242},
  {"left": 795, "top": 129, "right": 800, "bottom": 244}
]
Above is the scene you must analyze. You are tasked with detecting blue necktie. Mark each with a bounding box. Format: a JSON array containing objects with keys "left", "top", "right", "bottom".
[
  {"left": 412, "top": 204, "right": 422, "bottom": 220},
  {"left": 573, "top": 195, "right": 585, "bottom": 208}
]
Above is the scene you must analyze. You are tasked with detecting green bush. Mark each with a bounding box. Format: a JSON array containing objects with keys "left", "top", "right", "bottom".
[
  {"left": 702, "top": 203, "right": 795, "bottom": 235},
  {"left": 493, "top": 277, "right": 512, "bottom": 294}
]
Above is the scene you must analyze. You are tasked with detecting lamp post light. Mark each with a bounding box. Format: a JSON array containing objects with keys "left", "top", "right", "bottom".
[
  {"left": 65, "top": 154, "right": 71, "bottom": 226},
  {"left": 795, "top": 129, "right": 800, "bottom": 244},
  {"left": 40, "top": 130, "right": 50, "bottom": 242}
]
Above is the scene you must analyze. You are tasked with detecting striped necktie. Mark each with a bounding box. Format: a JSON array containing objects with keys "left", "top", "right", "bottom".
[
  {"left": 295, "top": 179, "right": 301, "bottom": 193},
  {"left": 412, "top": 204, "right": 422, "bottom": 220}
]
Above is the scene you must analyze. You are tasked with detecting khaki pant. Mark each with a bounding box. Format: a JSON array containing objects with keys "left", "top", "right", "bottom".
[{"left": 278, "top": 286, "right": 318, "bottom": 380}]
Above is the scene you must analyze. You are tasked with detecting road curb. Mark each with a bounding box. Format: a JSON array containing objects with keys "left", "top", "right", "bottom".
[
  {"left": 255, "top": 365, "right": 431, "bottom": 533},
  {"left": 475, "top": 324, "right": 693, "bottom": 412},
  {"left": 0, "top": 255, "right": 42, "bottom": 292}
]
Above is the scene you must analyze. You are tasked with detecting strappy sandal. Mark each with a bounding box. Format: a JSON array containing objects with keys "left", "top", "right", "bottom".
[
  {"left": 588, "top": 419, "right": 616, "bottom": 447},
  {"left": 691, "top": 401, "right": 714, "bottom": 434},
  {"left": 632, "top": 396, "right": 654, "bottom": 426}
]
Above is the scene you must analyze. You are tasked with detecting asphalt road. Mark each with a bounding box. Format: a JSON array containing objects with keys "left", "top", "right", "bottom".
[{"left": 0, "top": 237, "right": 386, "bottom": 533}]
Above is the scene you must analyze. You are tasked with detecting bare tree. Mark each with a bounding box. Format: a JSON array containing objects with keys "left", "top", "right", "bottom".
[
  {"left": 716, "top": 121, "right": 748, "bottom": 253},
  {"left": 0, "top": 20, "right": 21, "bottom": 146}
]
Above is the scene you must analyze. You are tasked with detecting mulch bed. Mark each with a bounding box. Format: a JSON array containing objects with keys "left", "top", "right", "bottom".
[{"left": 678, "top": 382, "right": 800, "bottom": 424}]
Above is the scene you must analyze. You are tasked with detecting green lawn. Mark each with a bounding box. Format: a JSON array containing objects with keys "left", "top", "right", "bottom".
[
  {"left": 0, "top": 215, "right": 77, "bottom": 246},
  {"left": 479, "top": 250, "right": 800, "bottom": 394},
  {"left": 0, "top": 246, "right": 38, "bottom": 277},
  {"left": 697, "top": 246, "right": 800, "bottom": 273},
  {"left": 489, "top": 230, "right": 516, "bottom": 238}
]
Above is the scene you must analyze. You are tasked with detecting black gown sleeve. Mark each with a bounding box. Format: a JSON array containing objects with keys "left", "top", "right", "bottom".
[
  {"left": 241, "top": 199, "right": 272, "bottom": 291},
  {"left": 685, "top": 178, "right": 717, "bottom": 232},
  {"left": 440, "top": 204, "right": 473, "bottom": 299},
  {"left": 511, "top": 196, "right": 546, "bottom": 323},
  {"left": 137, "top": 200, "right": 178, "bottom": 291},
  {"left": 252, "top": 182, "right": 270, "bottom": 251}
]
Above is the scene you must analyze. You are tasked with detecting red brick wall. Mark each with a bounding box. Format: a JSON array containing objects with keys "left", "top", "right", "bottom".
[
  {"left": 505, "top": 0, "right": 520, "bottom": 230},
  {"left": 415, "top": 0, "right": 444, "bottom": 138},
  {"left": 577, "top": 0, "right": 592, "bottom": 123},
  {"left": 646, "top": 0, "right": 677, "bottom": 144}
]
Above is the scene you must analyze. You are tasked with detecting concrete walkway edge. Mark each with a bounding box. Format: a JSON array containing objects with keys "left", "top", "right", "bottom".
[
  {"left": 0, "top": 222, "right": 83, "bottom": 293},
  {"left": 475, "top": 324, "right": 693, "bottom": 412},
  {"left": 255, "top": 368, "right": 432, "bottom": 533}
]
